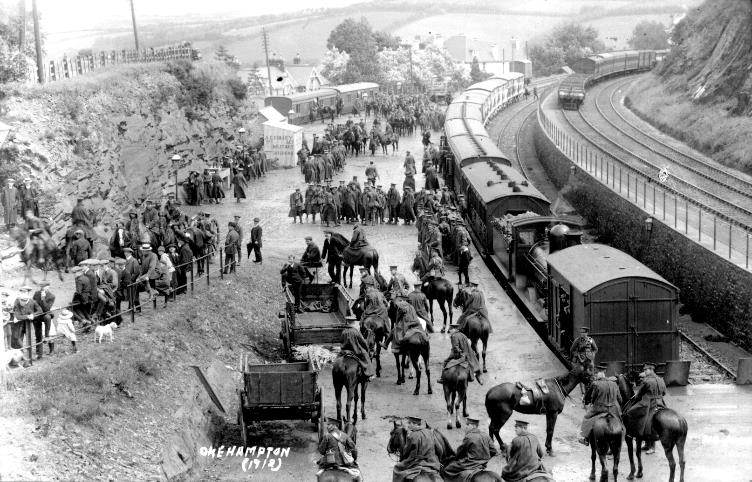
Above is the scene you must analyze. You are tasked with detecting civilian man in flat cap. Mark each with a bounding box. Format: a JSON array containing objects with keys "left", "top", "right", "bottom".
[
  {"left": 301, "top": 236, "right": 322, "bottom": 283},
  {"left": 12, "top": 286, "right": 41, "bottom": 350},
  {"left": 232, "top": 215, "right": 243, "bottom": 266},
  {"left": 32, "top": 281, "right": 55, "bottom": 358},
  {"left": 321, "top": 231, "right": 342, "bottom": 284},
  {"left": 281, "top": 254, "right": 307, "bottom": 314},
  {"left": 392, "top": 416, "right": 442, "bottom": 482},
  {"left": 578, "top": 364, "right": 623, "bottom": 446},
  {"left": 442, "top": 416, "right": 498, "bottom": 482},
  {"left": 570, "top": 326, "right": 598, "bottom": 375},
  {"left": 501, "top": 420, "right": 548, "bottom": 482},
  {"left": 1, "top": 177, "right": 19, "bottom": 229},
  {"left": 386, "top": 265, "right": 409, "bottom": 297}
]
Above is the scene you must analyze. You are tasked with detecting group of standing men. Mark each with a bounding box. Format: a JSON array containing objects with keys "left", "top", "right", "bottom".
[{"left": 1, "top": 177, "right": 40, "bottom": 230}]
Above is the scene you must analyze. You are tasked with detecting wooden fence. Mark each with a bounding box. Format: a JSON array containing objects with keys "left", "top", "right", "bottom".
[{"left": 43, "top": 45, "right": 199, "bottom": 83}]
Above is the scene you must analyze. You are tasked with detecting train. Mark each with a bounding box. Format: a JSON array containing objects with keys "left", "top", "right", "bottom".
[
  {"left": 442, "top": 73, "right": 680, "bottom": 369},
  {"left": 264, "top": 82, "right": 379, "bottom": 125},
  {"left": 558, "top": 50, "right": 660, "bottom": 110}
]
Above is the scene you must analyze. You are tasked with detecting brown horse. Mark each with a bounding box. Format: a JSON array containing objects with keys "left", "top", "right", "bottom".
[
  {"left": 421, "top": 278, "right": 454, "bottom": 330},
  {"left": 328, "top": 233, "right": 380, "bottom": 288},
  {"left": 616, "top": 375, "right": 687, "bottom": 482},
  {"left": 332, "top": 327, "right": 374, "bottom": 424},
  {"left": 453, "top": 289, "right": 491, "bottom": 372},
  {"left": 10, "top": 225, "right": 66, "bottom": 284},
  {"left": 485, "top": 363, "right": 589, "bottom": 455},
  {"left": 442, "top": 336, "right": 469, "bottom": 430},
  {"left": 352, "top": 297, "right": 389, "bottom": 378},
  {"left": 589, "top": 414, "right": 624, "bottom": 481},
  {"left": 387, "top": 421, "right": 500, "bottom": 482}
]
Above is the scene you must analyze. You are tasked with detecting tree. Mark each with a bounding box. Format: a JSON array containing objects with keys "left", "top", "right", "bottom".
[
  {"left": 469, "top": 57, "right": 491, "bottom": 82},
  {"left": 373, "top": 30, "right": 401, "bottom": 51},
  {"left": 319, "top": 47, "right": 350, "bottom": 85},
  {"left": 529, "top": 43, "right": 565, "bottom": 76},
  {"left": 529, "top": 21, "right": 605, "bottom": 75},
  {"left": 215, "top": 45, "right": 229, "bottom": 62},
  {"left": 628, "top": 21, "right": 669, "bottom": 50},
  {"left": 326, "top": 18, "right": 380, "bottom": 82}
]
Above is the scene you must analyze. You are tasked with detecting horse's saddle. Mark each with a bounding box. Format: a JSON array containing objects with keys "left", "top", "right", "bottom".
[
  {"left": 516, "top": 379, "right": 550, "bottom": 406},
  {"left": 444, "top": 357, "right": 468, "bottom": 371}
]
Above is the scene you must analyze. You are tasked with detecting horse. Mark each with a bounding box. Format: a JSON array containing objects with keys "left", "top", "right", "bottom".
[
  {"left": 9, "top": 225, "right": 66, "bottom": 284},
  {"left": 388, "top": 420, "right": 500, "bottom": 482},
  {"left": 616, "top": 375, "right": 687, "bottom": 482},
  {"left": 352, "top": 297, "right": 389, "bottom": 378},
  {"left": 377, "top": 132, "right": 390, "bottom": 155},
  {"left": 485, "top": 363, "right": 589, "bottom": 456},
  {"left": 421, "top": 278, "right": 454, "bottom": 330},
  {"left": 442, "top": 335, "right": 469, "bottom": 430},
  {"left": 391, "top": 304, "right": 432, "bottom": 395},
  {"left": 332, "top": 327, "right": 373, "bottom": 424},
  {"left": 453, "top": 289, "right": 491, "bottom": 372},
  {"left": 589, "top": 414, "right": 624, "bottom": 482}
]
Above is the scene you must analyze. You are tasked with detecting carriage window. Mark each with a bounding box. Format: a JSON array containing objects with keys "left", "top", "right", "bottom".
[{"left": 517, "top": 231, "right": 535, "bottom": 245}]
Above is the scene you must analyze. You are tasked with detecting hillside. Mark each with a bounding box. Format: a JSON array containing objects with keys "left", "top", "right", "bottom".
[
  {"left": 0, "top": 61, "right": 254, "bottom": 243},
  {"left": 625, "top": 0, "right": 752, "bottom": 176}
]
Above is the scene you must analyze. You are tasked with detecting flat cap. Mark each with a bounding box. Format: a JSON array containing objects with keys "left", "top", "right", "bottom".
[
  {"left": 253, "top": 217, "right": 260, "bottom": 222},
  {"left": 304, "top": 236, "right": 313, "bottom": 241},
  {"left": 406, "top": 416, "right": 422, "bottom": 425},
  {"left": 514, "top": 420, "right": 529, "bottom": 428}
]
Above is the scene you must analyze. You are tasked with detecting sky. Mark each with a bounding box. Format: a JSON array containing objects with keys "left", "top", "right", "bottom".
[{"left": 13, "top": 0, "right": 363, "bottom": 33}]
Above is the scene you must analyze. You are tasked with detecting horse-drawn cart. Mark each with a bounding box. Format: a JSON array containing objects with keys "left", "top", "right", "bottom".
[
  {"left": 279, "top": 283, "right": 355, "bottom": 359},
  {"left": 237, "top": 353, "right": 325, "bottom": 448}
]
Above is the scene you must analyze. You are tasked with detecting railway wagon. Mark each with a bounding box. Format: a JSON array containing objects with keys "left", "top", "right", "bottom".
[
  {"left": 572, "top": 50, "right": 656, "bottom": 81},
  {"left": 557, "top": 73, "right": 589, "bottom": 109},
  {"left": 462, "top": 160, "right": 550, "bottom": 253},
  {"left": 546, "top": 243, "right": 679, "bottom": 369},
  {"left": 331, "top": 82, "right": 380, "bottom": 114},
  {"left": 265, "top": 88, "right": 338, "bottom": 125},
  {"left": 510, "top": 60, "right": 533, "bottom": 83}
]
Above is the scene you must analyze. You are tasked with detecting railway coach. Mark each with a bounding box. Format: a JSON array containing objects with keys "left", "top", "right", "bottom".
[
  {"left": 331, "top": 82, "right": 379, "bottom": 114},
  {"left": 264, "top": 88, "right": 338, "bottom": 125},
  {"left": 572, "top": 50, "right": 657, "bottom": 81}
]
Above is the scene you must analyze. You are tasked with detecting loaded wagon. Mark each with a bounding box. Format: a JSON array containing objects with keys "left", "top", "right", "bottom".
[
  {"left": 237, "top": 353, "right": 324, "bottom": 448},
  {"left": 279, "top": 283, "right": 354, "bottom": 359}
]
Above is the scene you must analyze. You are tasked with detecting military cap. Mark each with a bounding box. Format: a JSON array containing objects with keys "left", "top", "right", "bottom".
[
  {"left": 70, "top": 266, "right": 84, "bottom": 274},
  {"left": 406, "top": 151, "right": 410, "bottom": 154},
  {"left": 643, "top": 362, "right": 656, "bottom": 370},
  {"left": 295, "top": 187, "right": 301, "bottom": 191},
  {"left": 406, "top": 416, "right": 422, "bottom": 425},
  {"left": 6, "top": 178, "right": 15, "bottom": 183},
  {"left": 414, "top": 283, "right": 423, "bottom": 288},
  {"left": 234, "top": 215, "right": 241, "bottom": 219},
  {"left": 145, "top": 199, "right": 153, "bottom": 204},
  {"left": 352, "top": 176, "right": 358, "bottom": 180},
  {"left": 114, "top": 257, "right": 126, "bottom": 265},
  {"left": 304, "top": 236, "right": 313, "bottom": 241},
  {"left": 339, "top": 180, "right": 345, "bottom": 184},
  {"left": 580, "top": 326, "right": 590, "bottom": 333},
  {"left": 466, "top": 417, "right": 480, "bottom": 425},
  {"left": 389, "top": 265, "right": 398, "bottom": 269},
  {"left": 359, "top": 267, "right": 369, "bottom": 273},
  {"left": 596, "top": 364, "right": 608, "bottom": 371},
  {"left": 253, "top": 217, "right": 260, "bottom": 222},
  {"left": 228, "top": 221, "right": 234, "bottom": 227},
  {"left": 19, "top": 286, "right": 33, "bottom": 293},
  {"left": 514, "top": 420, "right": 529, "bottom": 428},
  {"left": 326, "top": 417, "right": 341, "bottom": 426}
]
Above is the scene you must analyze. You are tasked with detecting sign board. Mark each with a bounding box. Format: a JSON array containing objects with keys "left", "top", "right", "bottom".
[{"left": 263, "top": 121, "right": 303, "bottom": 168}]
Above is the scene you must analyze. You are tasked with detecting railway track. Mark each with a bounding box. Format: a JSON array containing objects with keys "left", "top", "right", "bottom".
[{"left": 560, "top": 85, "right": 752, "bottom": 227}]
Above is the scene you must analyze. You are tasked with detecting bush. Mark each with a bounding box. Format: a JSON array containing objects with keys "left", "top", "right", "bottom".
[{"left": 227, "top": 77, "right": 247, "bottom": 101}]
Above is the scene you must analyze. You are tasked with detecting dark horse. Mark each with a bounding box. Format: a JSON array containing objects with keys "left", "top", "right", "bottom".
[
  {"left": 453, "top": 289, "right": 491, "bottom": 372},
  {"left": 387, "top": 420, "right": 501, "bottom": 482},
  {"left": 485, "top": 363, "right": 589, "bottom": 456},
  {"left": 10, "top": 225, "right": 66, "bottom": 284},
  {"left": 617, "top": 375, "right": 687, "bottom": 482},
  {"left": 332, "top": 327, "right": 374, "bottom": 424},
  {"left": 352, "top": 297, "right": 389, "bottom": 377},
  {"left": 391, "top": 303, "right": 432, "bottom": 395},
  {"left": 589, "top": 414, "right": 624, "bottom": 482},
  {"left": 442, "top": 332, "right": 470, "bottom": 430},
  {"left": 421, "top": 278, "right": 454, "bottom": 330},
  {"left": 329, "top": 232, "right": 380, "bottom": 289}
]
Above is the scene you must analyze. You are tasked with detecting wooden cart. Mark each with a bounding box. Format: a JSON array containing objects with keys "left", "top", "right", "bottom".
[
  {"left": 279, "top": 283, "right": 354, "bottom": 359},
  {"left": 237, "top": 353, "right": 324, "bottom": 448}
]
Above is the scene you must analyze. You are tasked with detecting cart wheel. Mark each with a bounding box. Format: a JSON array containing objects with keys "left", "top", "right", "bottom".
[
  {"left": 280, "top": 316, "right": 291, "bottom": 359},
  {"left": 316, "top": 390, "right": 325, "bottom": 441},
  {"left": 238, "top": 392, "right": 249, "bottom": 449}
]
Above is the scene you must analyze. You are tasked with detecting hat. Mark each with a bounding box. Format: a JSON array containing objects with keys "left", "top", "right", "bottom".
[
  {"left": 377, "top": 185, "right": 382, "bottom": 188},
  {"left": 115, "top": 257, "right": 126, "bottom": 265},
  {"left": 352, "top": 176, "right": 358, "bottom": 180},
  {"left": 413, "top": 283, "right": 423, "bottom": 289},
  {"left": 58, "top": 309, "right": 73, "bottom": 320},
  {"left": 75, "top": 229, "right": 84, "bottom": 235},
  {"left": 339, "top": 180, "right": 345, "bottom": 184},
  {"left": 304, "top": 236, "right": 313, "bottom": 241},
  {"left": 157, "top": 245, "right": 166, "bottom": 252},
  {"left": 140, "top": 243, "right": 152, "bottom": 250},
  {"left": 24, "top": 177, "right": 31, "bottom": 183},
  {"left": 389, "top": 265, "right": 398, "bottom": 270},
  {"left": 70, "top": 266, "right": 83, "bottom": 274},
  {"left": 514, "top": 420, "right": 529, "bottom": 428},
  {"left": 596, "top": 364, "right": 608, "bottom": 371},
  {"left": 19, "top": 286, "right": 33, "bottom": 293},
  {"left": 234, "top": 215, "right": 241, "bottom": 219},
  {"left": 466, "top": 417, "right": 480, "bottom": 425},
  {"left": 253, "top": 217, "right": 260, "bottom": 222},
  {"left": 442, "top": 186, "right": 448, "bottom": 189},
  {"left": 295, "top": 187, "right": 301, "bottom": 191},
  {"left": 79, "top": 259, "right": 96, "bottom": 266},
  {"left": 580, "top": 326, "right": 590, "bottom": 333},
  {"left": 6, "top": 177, "right": 14, "bottom": 183},
  {"left": 390, "top": 183, "right": 396, "bottom": 186},
  {"left": 406, "top": 416, "right": 422, "bottom": 425},
  {"left": 128, "top": 209, "right": 137, "bottom": 216},
  {"left": 325, "top": 417, "right": 341, "bottom": 426},
  {"left": 359, "top": 267, "right": 369, "bottom": 273},
  {"left": 643, "top": 362, "right": 656, "bottom": 370},
  {"left": 123, "top": 247, "right": 133, "bottom": 254}
]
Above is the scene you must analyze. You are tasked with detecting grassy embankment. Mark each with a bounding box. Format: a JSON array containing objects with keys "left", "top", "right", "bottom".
[{"left": 625, "top": 73, "right": 752, "bottom": 177}]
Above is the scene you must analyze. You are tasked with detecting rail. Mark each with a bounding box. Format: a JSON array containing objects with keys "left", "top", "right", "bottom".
[
  {"left": 8, "top": 245, "right": 236, "bottom": 365},
  {"left": 537, "top": 95, "right": 752, "bottom": 271}
]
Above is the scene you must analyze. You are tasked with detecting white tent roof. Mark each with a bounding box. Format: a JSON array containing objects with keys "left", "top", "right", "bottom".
[{"left": 258, "top": 106, "right": 286, "bottom": 123}]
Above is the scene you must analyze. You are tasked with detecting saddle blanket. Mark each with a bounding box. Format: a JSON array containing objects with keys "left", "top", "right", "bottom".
[
  {"left": 444, "top": 358, "right": 469, "bottom": 371},
  {"left": 516, "top": 379, "right": 550, "bottom": 406}
]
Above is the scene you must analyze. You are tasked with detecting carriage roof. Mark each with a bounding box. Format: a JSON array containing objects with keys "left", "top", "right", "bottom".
[
  {"left": 493, "top": 72, "right": 525, "bottom": 82},
  {"left": 465, "top": 78, "right": 509, "bottom": 94},
  {"left": 448, "top": 133, "right": 512, "bottom": 167},
  {"left": 274, "top": 89, "right": 338, "bottom": 103},
  {"left": 332, "top": 82, "right": 380, "bottom": 94},
  {"left": 445, "top": 118, "right": 487, "bottom": 139},
  {"left": 462, "top": 161, "right": 548, "bottom": 204}
]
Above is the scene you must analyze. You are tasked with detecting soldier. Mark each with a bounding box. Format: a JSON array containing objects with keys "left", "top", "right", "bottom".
[
  {"left": 340, "top": 316, "right": 375, "bottom": 379},
  {"left": 332, "top": 183, "right": 343, "bottom": 223},
  {"left": 289, "top": 187, "right": 304, "bottom": 224},
  {"left": 301, "top": 236, "right": 322, "bottom": 283},
  {"left": 366, "top": 186, "right": 380, "bottom": 226},
  {"left": 624, "top": 362, "right": 667, "bottom": 454},
  {"left": 441, "top": 417, "right": 497, "bottom": 482},
  {"left": 365, "top": 161, "right": 379, "bottom": 186},
  {"left": 322, "top": 231, "right": 342, "bottom": 284},
  {"left": 317, "top": 417, "right": 359, "bottom": 480},
  {"left": 304, "top": 183, "right": 316, "bottom": 223},
  {"left": 358, "top": 267, "right": 376, "bottom": 299},
  {"left": 420, "top": 250, "right": 445, "bottom": 285},
  {"left": 578, "top": 364, "right": 623, "bottom": 446},
  {"left": 321, "top": 183, "right": 338, "bottom": 227},
  {"left": 281, "top": 254, "right": 307, "bottom": 313},
  {"left": 387, "top": 183, "right": 402, "bottom": 224},
  {"left": 350, "top": 222, "right": 368, "bottom": 248},
  {"left": 249, "top": 217, "right": 263, "bottom": 264},
  {"left": 570, "top": 326, "right": 598, "bottom": 374},
  {"left": 401, "top": 187, "right": 416, "bottom": 225},
  {"left": 376, "top": 185, "right": 387, "bottom": 224},
  {"left": 403, "top": 151, "right": 416, "bottom": 176},
  {"left": 392, "top": 416, "right": 442, "bottom": 482},
  {"left": 439, "top": 186, "right": 453, "bottom": 206},
  {"left": 232, "top": 215, "right": 243, "bottom": 266},
  {"left": 501, "top": 420, "right": 548, "bottom": 482},
  {"left": 142, "top": 200, "right": 158, "bottom": 227},
  {"left": 223, "top": 223, "right": 239, "bottom": 274},
  {"left": 458, "top": 243, "right": 472, "bottom": 285},
  {"left": 387, "top": 265, "right": 409, "bottom": 296},
  {"left": 69, "top": 229, "right": 91, "bottom": 266}
]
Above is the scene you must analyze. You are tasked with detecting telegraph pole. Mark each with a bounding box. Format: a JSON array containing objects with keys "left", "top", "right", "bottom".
[
  {"left": 129, "top": 0, "right": 140, "bottom": 51},
  {"left": 18, "top": 0, "right": 26, "bottom": 51},
  {"left": 31, "top": 0, "right": 43, "bottom": 83},
  {"left": 261, "top": 28, "right": 273, "bottom": 96}
]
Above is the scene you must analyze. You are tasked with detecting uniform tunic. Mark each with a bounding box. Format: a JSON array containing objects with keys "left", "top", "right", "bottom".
[
  {"left": 624, "top": 374, "right": 667, "bottom": 438},
  {"left": 392, "top": 428, "right": 442, "bottom": 482},
  {"left": 501, "top": 432, "right": 546, "bottom": 482},
  {"left": 340, "top": 325, "right": 374, "bottom": 377},
  {"left": 580, "top": 376, "right": 623, "bottom": 438},
  {"left": 442, "top": 428, "right": 498, "bottom": 482}
]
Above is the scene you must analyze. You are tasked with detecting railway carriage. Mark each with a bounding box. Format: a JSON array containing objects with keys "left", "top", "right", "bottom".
[
  {"left": 494, "top": 72, "right": 525, "bottom": 106},
  {"left": 331, "top": 82, "right": 380, "bottom": 114},
  {"left": 265, "top": 88, "right": 338, "bottom": 125},
  {"left": 510, "top": 60, "right": 533, "bottom": 83}
]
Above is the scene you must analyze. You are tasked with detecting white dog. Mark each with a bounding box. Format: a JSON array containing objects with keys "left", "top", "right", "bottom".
[
  {"left": 95, "top": 322, "right": 118, "bottom": 343},
  {"left": 2, "top": 348, "right": 26, "bottom": 367}
]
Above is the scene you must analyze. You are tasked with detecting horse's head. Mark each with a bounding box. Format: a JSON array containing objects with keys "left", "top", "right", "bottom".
[
  {"left": 387, "top": 419, "right": 408, "bottom": 459},
  {"left": 453, "top": 287, "right": 467, "bottom": 309},
  {"left": 616, "top": 373, "right": 635, "bottom": 402}
]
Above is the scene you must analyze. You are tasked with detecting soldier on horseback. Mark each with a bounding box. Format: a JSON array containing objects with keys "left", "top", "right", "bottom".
[
  {"left": 358, "top": 267, "right": 376, "bottom": 298},
  {"left": 437, "top": 329, "right": 480, "bottom": 385},
  {"left": 340, "top": 317, "right": 375, "bottom": 380},
  {"left": 455, "top": 283, "right": 488, "bottom": 334},
  {"left": 420, "top": 250, "right": 445, "bottom": 285},
  {"left": 350, "top": 223, "right": 368, "bottom": 249},
  {"left": 623, "top": 362, "right": 667, "bottom": 454},
  {"left": 501, "top": 420, "right": 549, "bottom": 482},
  {"left": 317, "top": 417, "right": 360, "bottom": 481},
  {"left": 570, "top": 326, "right": 598, "bottom": 373},
  {"left": 392, "top": 416, "right": 442, "bottom": 482},
  {"left": 578, "top": 364, "right": 623, "bottom": 446},
  {"left": 387, "top": 265, "right": 409, "bottom": 297},
  {"left": 441, "top": 417, "right": 497, "bottom": 482}
]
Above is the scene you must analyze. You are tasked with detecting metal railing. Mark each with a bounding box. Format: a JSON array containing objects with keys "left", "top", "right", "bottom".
[
  {"left": 8, "top": 244, "right": 241, "bottom": 364},
  {"left": 537, "top": 101, "right": 752, "bottom": 270}
]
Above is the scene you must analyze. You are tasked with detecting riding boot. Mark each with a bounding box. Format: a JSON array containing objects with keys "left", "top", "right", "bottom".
[
  {"left": 71, "top": 341, "right": 77, "bottom": 353},
  {"left": 48, "top": 342, "right": 54, "bottom": 354}
]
